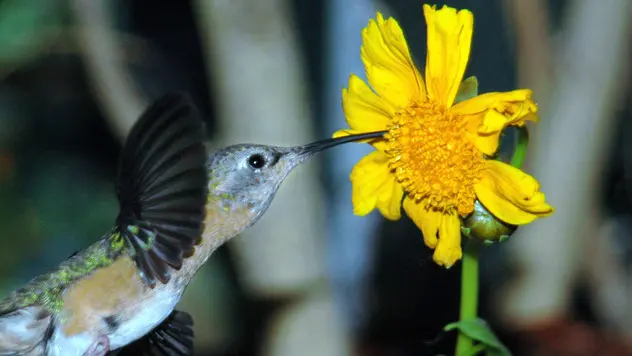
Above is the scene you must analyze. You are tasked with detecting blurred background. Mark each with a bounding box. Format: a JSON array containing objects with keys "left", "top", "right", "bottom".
[{"left": 0, "top": 0, "right": 630, "bottom": 355}]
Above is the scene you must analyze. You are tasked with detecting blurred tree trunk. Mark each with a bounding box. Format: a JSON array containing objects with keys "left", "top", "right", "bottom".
[
  {"left": 71, "top": 0, "right": 145, "bottom": 142},
  {"left": 503, "top": 0, "right": 552, "bottom": 102},
  {"left": 501, "top": 0, "right": 632, "bottom": 329},
  {"left": 193, "top": 1, "right": 350, "bottom": 355},
  {"left": 322, "top": 0, "right": 382, "bottom": 335}
]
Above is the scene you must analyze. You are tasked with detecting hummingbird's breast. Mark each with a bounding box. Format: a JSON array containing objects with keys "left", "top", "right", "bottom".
[{"left": 50, "top": 255, "right": 186, "bottom": 353}]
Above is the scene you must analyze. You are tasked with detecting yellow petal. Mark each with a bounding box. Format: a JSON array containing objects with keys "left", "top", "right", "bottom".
[
  {"left": 342, "top": 74, "right": 393, "bottom": 132},
  {"left": 361, "top": 12, "right": 425, "bottom": 107},
  {"left": 377, "top": 178, "right": 404, "bottom": 220},
  {"left": 453, "top": 89, "right": 539, "bottom": 155},
  {"left": 478, "top": 110, "right": 508, "bottom": 134},
  {"left": 453, "top": 89, "right": 534, "bottom": 115},
  {"left": 433, "top": 213, "right": 463, "bottom": 268},
  {"left": 474, "top": 160, "right": 554, "bottom": 225},
  {"left": 403, "top": 197, "right": 440, "bottom": 248},
  {"left": 459, "top": 116, "right": 498, "bottom": 156},
  {"left": 350, "top": 151, "right": 403, "bottom": 220},
  {"left": 423, "top": 4, "right": 473, "bottom": 107}
]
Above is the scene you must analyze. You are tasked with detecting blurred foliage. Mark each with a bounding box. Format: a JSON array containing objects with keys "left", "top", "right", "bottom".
[
  {"left": 0, "top": 0, "right": 66, "bottom": 77},
  {"left": 0, "top": 0, "right": 118, "bottom": 290}
]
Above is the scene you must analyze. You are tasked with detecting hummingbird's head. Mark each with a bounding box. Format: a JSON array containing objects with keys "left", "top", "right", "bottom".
[{"left": 205, "top": 131, "right": 385, "bottom": 227}]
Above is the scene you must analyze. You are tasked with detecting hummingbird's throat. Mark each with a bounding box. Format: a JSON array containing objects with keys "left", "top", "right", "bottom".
[{"left": 184, "top": 198, "right": 257, "bottom": 273}]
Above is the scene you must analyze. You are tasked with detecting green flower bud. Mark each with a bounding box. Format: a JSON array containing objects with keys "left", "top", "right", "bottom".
[{"left": 461, "top": 200, "right": 517, "bottom": 244}]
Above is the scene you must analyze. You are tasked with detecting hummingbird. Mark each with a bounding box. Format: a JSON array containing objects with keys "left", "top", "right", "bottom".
[{"left": 0, "top": 92, "right": 385, "bottom": 356}]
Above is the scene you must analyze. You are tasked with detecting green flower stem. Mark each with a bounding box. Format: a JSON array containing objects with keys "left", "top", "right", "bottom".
[
  {"left": 454, "top": 126, "right": 530, "bottom": 355},
  {"left": 455, "top": 240, "right": 482, "bottom": 355},
  {"left": 510, "top": 126, "right": 529, "bottom": 169}
]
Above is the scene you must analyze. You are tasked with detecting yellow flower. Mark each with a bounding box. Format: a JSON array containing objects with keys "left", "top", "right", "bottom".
[{"left": 334, "top": 5, "right": 554, "bottom": 267}]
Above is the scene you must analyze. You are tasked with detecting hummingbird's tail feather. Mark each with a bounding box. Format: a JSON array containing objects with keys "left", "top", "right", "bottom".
[{"left": 115, "top": 92, "right": 208, "bottom": 288}]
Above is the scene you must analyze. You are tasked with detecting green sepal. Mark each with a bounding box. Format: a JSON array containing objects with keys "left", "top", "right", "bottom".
[
  {"left": 462, "top": 200, "right": 517, "bottom": 243},
  {"left": 509, "top": 126, "right": 529, "bottom": 169},
  {"left": 455, "top": 76, "right": 479, "bottom": 103},
  {"left": 445, "top": 318, "right": 511, "bottom": 356}
]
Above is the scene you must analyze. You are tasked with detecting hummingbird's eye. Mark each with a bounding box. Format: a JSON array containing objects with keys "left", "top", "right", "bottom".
[{"left": 247, "top": 154, "right": 266, "bottom": 169}]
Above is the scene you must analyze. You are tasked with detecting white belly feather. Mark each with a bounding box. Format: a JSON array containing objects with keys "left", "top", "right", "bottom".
[{"left": 47, "top": 282, "right": 185, "bottom": 356}]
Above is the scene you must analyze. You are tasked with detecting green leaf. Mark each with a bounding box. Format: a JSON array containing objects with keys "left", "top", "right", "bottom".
[
  {"left": 445, "top": 318, "right": 511, "bottom": 356},
  {"left": 462, "top": 344, "right": 486, "bottom": 356},
  {"left": 455, "top": 76, "right": 479, "bottom": 103}
]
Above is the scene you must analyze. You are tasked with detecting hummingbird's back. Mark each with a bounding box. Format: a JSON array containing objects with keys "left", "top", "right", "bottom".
[
  {"left": 0, "top": 239, "right": 118, "bottom": 355},
  {"left": 0, "top": 92, "right": 209, "bottom": 356},
  {"left": 0, "top": 238, "right": 115, "bottom": 315}
]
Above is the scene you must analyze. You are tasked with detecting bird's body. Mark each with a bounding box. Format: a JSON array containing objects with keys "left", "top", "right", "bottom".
[
  {"left": 0, "top": 93, "right": 210, "bottom": 356},
  {"left": 0, "top": 91, "right": 385, "bottom": 355},
  {"left": 24, "top": 216, "right": 236, "bottom": 355},
  {"left": 0, "top": 240, "right": 196, "bottom": 356},
  {"left": 46, "top": 196, "right": 255, "bottom": 355},
  {"left": 2, "top": 165, "right": 277, "bottom": 356}
]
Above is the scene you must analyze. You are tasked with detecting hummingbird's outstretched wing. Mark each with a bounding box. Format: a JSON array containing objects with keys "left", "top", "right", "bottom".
[
  {"left": 114, "top": 92, "right": 208, "bottom": 287},
  {"left": 113, "top": 309, "right": 194, "bottom": 356}
]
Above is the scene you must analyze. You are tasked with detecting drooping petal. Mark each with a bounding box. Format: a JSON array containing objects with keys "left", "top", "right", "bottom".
[
  {"left": 361, "top": 12, "right": 425, "bottom": 107},
  {"left": 403, "top": 197, "right": 440, "bottom": 248},
  {"left": 453, "top": 89, "right": 537, "bottom": 123},
  {"left": 433, "top": 213, "right": 463, "bottom": 267},
  {"left": 474, "top": 160, "right": 554, "bottom": 225},
  {"left": 404, "top": 199, "right": 463, "bottom": 267},
  {"left": 454, "top": 89, "right": 539, "bottom": 155},
  {"left": 350, "top": 151, "right": 404, "bottom": 220},
  {"left": 423, "top": 4, "right": 473, "bottom": 108}
]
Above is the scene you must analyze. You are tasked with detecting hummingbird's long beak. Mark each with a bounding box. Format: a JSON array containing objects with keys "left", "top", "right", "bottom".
[{"left": 298, "top": 131, "right": 387, "bottom": 157}]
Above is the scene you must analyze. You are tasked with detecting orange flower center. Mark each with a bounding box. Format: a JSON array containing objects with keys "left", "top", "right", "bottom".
[{"left": 385, "top": 101, "right": 484, "bottom": 216}]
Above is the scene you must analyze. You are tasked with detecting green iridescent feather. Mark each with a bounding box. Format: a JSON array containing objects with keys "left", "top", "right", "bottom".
[{"left": 0, "top": 231, "right": 126, "bottom": 316}]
